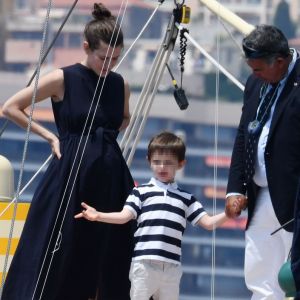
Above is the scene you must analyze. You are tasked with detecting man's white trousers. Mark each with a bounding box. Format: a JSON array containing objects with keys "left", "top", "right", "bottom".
[{"left": 245, "top": 187, "right": 293, "bottom": 300}]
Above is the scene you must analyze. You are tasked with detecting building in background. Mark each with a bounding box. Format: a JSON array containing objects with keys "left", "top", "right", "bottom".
[{"left": 3, "top": 0, "right": 299, "bottom": 99}]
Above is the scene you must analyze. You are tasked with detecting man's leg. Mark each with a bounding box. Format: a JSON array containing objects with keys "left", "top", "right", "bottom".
[{"left": 245, "top": 188, "right": 292, "bottom": 300}]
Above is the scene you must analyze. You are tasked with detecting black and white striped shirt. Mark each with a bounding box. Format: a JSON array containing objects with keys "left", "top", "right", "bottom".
[{"left": 124, "top": 177, "right": 207, "bottom": 265}]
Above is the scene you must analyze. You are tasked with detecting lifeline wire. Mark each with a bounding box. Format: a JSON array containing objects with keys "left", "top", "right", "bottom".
[
  {"left": 0, "top": 0, "right": 78, "bottom": 270},
  {"left": 172, "top": 8, "right": 237, "bottom": 300},
  {"left": 0, "top": 0, "right": 79, "bottom": 139},
  {"left": 175, "top": 22, "right": 244, "bottom": 91},
  {"left": 0, "top": 0, "right": 80, "bottom": 220},
  {"left": 211, "top": 4, "right": 223, "bottom": 298},
  {"left": 31, "top": 2, "right": 130, "bottom": 299},
  {"left": 115, "top": 1, "right": 162, "bottom": 71},
  {"left": 127, "top": 45, "right": 174, "bottom": 166},
  {"left": 118, "top": 1, "right": 165, "bottom": 159},
  {"left": 0, "top": 0, "right": 53, "bottom": 296},
  {"left": 0, "top": 0, "right": 160, "bottom": 218},
  {"left": 0, "top": 0, "right": 80, "bottom": 218},
  {"left": 121, "top": 42, "right": 166, "bottom": 159},
  {"left": 0, "top": 155, "right": 52, "bottom": 218},
  {"left": 120, "top": 4, "right": 179, "bottom": 160}
]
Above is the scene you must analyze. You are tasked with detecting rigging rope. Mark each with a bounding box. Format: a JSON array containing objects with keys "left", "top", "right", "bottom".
[
  {"left": 175, "top": 22, "right": 244, "bottom": 91},
  {"left": 121, "top": 19, "right": 179, "bottom": 166},
  {"left": 115, "top": 1, "right": 163, "bottom": 72},
  {"left": 119, "top": 2, "right": 166, "bottom": 155},
  {"left": 173, "top": 9, "right": 245, "bottom": 298},
  {"left": 0, "top": 0, "right": 144, "bottom": 297},
  {"left": 0, "top": 1, "right": 246, "bottom": 298},
  {"left": 120, "top": 3, "right": 185, "bottom": 164},
  {"left": 210, "top": 5, "right": 223, "bottom": 298},
  {"left": 219, "top": 18, "right": 243, "bottom": 53},
  {"left": 0, "top": 155, "right": 52, "bottom": 219},
  {"left": 0, "top": 10, "right": 167, "bottom": 293},
  {"left": 121, "top": 42, "right": 167, "bottom": 160},
  {"left": 0, "top": 0, "right": 79, "bottom": 139},
  {"left": 0, "top": 0, "right": 162, "bottom": 219},
  {"left": 127, "top": 45, "right": 175, "bottom": 166},
  {"left": 32, "top": 2, "right": 130, "bottom": 298},
  {"left": 0, "top": 0, "right": 53, "bottom": 296}
]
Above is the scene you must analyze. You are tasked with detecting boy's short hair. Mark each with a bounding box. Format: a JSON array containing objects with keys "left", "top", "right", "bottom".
[{"left": 147, "top": 131, "right": 186, "bottom": 162}]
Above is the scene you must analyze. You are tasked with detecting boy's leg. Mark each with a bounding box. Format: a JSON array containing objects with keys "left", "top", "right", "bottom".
[
  {"left": 129, "top": 261, "right": 157, "bottom": 300},
  {"left": 153, "top": 263, "right": 182, "bottom": 300}
]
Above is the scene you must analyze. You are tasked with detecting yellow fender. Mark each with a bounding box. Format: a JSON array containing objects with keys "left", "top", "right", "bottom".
[{"left": 0, "top": 155, "right": 29, "bottom": 280}]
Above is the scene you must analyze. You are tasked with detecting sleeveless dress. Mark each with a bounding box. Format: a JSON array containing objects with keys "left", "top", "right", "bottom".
[{"left": 2, "top": 63, "right": 135, "bottom": 300}]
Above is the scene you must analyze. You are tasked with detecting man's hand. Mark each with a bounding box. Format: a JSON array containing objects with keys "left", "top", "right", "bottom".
[{"left": 225, "top": 195, "right": 248, "bottom": 218}]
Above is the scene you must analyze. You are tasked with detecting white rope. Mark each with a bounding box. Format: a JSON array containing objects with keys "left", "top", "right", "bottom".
[
  {"left": 119, "top": 4, "right": 165, "bottom": 154},
  {"left": 32, "top": 2, "right": 130, "bottom": 298},
  {"left": 120, "top": 24, "right": 177, "bottom": 166},
  {"left": 219, "top": 18, "right": 243, "bottom": 53},
  {"left": 114, "top": 1, "right": 162, "bottom": 71},
  {"left": 0, "top": 154, "right": 52, "bottom": 219},
  {"left": 120, "top": 43, "right": 166, "bottom": 158},
  {"left": 120, "top": 7, "right": 179, "bottom": 161},
  {"left": 210, "top": 6, "right": 223, "bottom": 298},
  {"left": 172, "top": 12, "right": 241, "bottom": 300},
  {"left": 117, "top": 1, "right": 164, "bottom": 164},
  {"left": 0, "top": 0, "right": 162, "bottom": 220},
  {"left": 127, "top": 46, "right": 174, "bottom": 166},
  {"left": 0, "top": 0, "right": 80, "bottom": 139},
  {"left": 0, "top": 0, "right": 53, "bottom": 296},
  {"left": 0, "top": 1, "right": 185, "bottom": 298},
  {"left": 0, "top": 2, "right": 243, "bottom": 299}
]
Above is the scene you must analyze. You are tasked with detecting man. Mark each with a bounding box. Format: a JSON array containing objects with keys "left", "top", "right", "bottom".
[{"left": 226, "top": 24, "right": 300, "bottom": 299}]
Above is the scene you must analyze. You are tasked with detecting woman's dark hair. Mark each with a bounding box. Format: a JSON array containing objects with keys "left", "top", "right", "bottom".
[
  {"left": 84, "top": 3, "right": 124, "bottom": 51},
  {"left": 147, "top": 131, "right": 186, "bottom": 162}
]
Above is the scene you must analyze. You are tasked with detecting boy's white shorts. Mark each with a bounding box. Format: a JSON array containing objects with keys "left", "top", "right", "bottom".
[{"left": 129, "top": 259, "right": 182, "bottom": 300}]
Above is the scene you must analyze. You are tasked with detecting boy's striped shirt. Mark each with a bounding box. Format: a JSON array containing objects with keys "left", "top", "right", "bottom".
[{"left": 124, "top": 177, "right": 207, "bottom": 264}]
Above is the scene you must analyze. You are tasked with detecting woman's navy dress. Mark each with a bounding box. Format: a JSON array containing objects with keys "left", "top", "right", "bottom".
[{"left": 2, "top": 64, "right": 135, "bottom": 300}]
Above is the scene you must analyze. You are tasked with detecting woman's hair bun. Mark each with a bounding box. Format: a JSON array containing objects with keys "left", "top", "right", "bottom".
[{"left": 92, "top": 3, "right": 112, "bottom": 20}]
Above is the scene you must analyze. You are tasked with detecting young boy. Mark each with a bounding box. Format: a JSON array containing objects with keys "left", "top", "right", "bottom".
[{"left": 75, "top": 131, "right": 229, "bottom": 300}]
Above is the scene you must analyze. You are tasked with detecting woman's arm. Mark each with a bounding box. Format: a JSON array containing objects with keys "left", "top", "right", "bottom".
[
  {"left": 74, "top": 202, "right": 134, "bottom": 224},
  {"left": 119, "top": 81, "right": 130, "bottom": 131},
  {"left": 196, "top": 212, "right": 229, "bottom": 231},
  {"left": 2, "top": 69, "right": 64, "bottom": 158}
]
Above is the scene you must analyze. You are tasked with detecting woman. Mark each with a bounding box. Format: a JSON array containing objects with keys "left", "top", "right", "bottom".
[{"left": 2, "top": 3, "right": 134, "bottom": 300}]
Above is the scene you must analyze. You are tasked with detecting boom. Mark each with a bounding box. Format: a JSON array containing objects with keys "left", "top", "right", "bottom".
[{"left": 198, "top": 0, "right": 254, "bottom": 35}]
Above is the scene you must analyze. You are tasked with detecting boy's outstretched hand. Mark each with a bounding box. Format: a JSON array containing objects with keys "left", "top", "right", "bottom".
[{"left": 74, "top": 202, "right": 99, "bottom": 221}]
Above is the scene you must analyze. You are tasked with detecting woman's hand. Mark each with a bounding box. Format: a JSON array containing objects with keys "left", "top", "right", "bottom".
[{"left": 48, "top": 135, "right": 61, "bottom": 159}]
